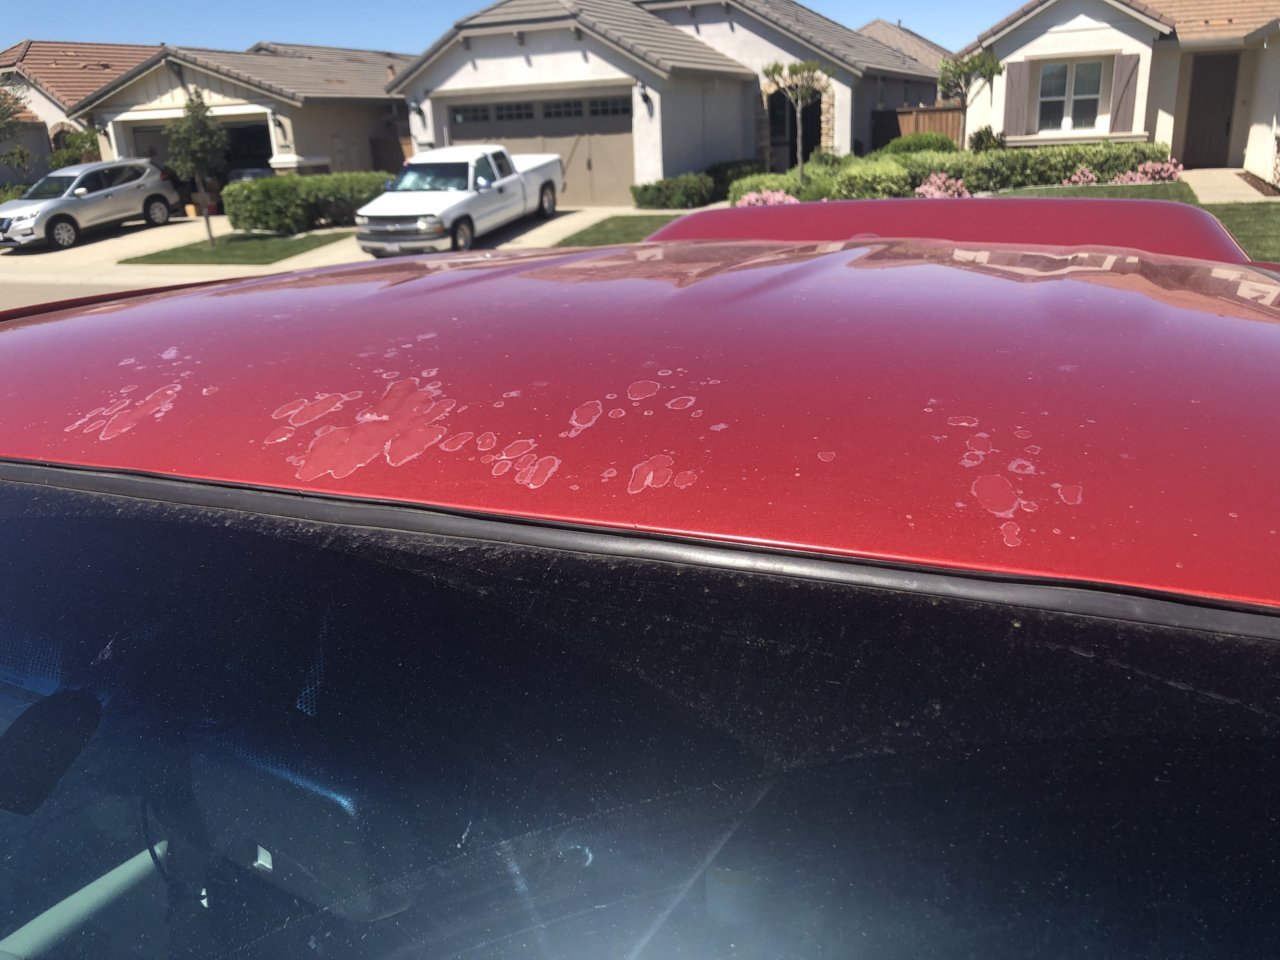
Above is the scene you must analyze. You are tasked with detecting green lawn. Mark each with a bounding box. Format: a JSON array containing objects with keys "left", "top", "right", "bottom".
[
  {"left": 1201, "top": 204, "right": 1280, "bottom": 262},
  {"left": 556, "top": 215, "right": 680, "bottom": 247},
  {"left": 122, "top": 232, "right": 352, "bottom": 265},
  {"left": 999, "top": 182, "right": 1280, "bottom": 261},
  {"left": 1001, "top": 182, "right": 1200, "bottom": 203}
]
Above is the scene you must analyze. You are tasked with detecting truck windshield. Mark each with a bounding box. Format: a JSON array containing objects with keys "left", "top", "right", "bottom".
[
  {"left": 1, "top": 479, "right": 1278, "bottom": 958},
  {"left": 22, "top": 175, "right": 76, "bottom": 200},
  {"left": 389, "top": 163, "right": 469, "bottom": 192}
]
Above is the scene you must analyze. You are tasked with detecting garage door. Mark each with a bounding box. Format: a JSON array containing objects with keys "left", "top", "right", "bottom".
[{"left": 446, "top": 96, "right": 635, "bottom": 206}]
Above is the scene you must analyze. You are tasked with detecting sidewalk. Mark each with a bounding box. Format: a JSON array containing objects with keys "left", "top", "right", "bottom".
[{"left": 1183, "top": 168, "right": 1280, "bottom": 204}]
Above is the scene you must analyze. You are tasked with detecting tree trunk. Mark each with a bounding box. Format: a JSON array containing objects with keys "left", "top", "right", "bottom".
[
  {"left": 958, "top": 96, "right": 968, "bottom": 151},
  {"left": 195, "top": 172, "right": 215, "bottom": 247},
  {"left": 795, "top": 102, "right": 805, "bottom": 185}
]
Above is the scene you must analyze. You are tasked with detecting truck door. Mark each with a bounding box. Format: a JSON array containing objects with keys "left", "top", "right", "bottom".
[{"left": 469, "top": 154, "right": 508, "bottom": 235}]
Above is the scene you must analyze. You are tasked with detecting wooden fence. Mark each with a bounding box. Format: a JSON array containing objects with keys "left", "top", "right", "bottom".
[{"left": 871, "top": 105, "right": 965, "bottom": 151}]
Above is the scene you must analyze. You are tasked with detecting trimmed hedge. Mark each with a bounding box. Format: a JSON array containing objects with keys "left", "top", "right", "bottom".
[
  {"left": 834, "top": 159, "right": 912, "bottom": 199},
  {"left": 728, "top": 142, "right": 1173, "bottom": 203},
  {"left": 631, "top": 172, "right": 715, "bottom": 209},
  {"left": 222, "top": 171, "right": 391, "bottom": 234},
  {"left": 705, "top": 159, "right": 764, "bottom": 201},
  {"left": 877, "top": 132, "right": 958, "bottom": 155}
]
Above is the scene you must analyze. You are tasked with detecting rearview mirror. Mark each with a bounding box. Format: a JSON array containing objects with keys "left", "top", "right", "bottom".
[{"left": 72, "top": 187, "right": 88, "bottom": 198}]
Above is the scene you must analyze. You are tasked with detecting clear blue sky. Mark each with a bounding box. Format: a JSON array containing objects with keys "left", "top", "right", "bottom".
[{"left": 9, "top": 1, "right": 1000, "bottom": 59}]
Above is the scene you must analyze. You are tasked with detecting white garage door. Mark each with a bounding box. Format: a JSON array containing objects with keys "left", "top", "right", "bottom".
[{"left": 446, "top": 96, "right": 635, "bottom": 206}]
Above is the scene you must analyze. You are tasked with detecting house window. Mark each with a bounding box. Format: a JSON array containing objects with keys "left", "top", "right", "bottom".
[
  {"left": 542, "top": 100, "right": 584, "bottom": 119},
  {"left": 589, "top": 97, "right": 631, "bottom": 116},
  {"left": 494, "top": 102, "right": 534, "bottom": 121},
  {"left": 1038, "top": 60, "right": 1102, "bottom": 132},
  {"left": 451, "top": 105, "right": 490, "bottom": 124}
]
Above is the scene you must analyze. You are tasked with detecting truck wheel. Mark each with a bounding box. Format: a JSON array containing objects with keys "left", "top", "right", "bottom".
[
  {"left": 451, "top": 219, "right": 474, "bottom": 252},
  {"left": 538, "top": 184, "right": 557, "bottom": 218},
  {"left": 144, "top": 196, "right": 171, "bottom": 226},
  {"left": 47, "top": 217, "right": 79, "bottom": 250}
]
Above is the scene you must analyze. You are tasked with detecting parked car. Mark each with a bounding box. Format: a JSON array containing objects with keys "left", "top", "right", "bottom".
[
  {"left": 226, "top": 167, "right": 275, "bottom": 184},
  {"left": 355, "top": 143, "right": 563, "bottom": 256},
  {"left": 0, "top": 158, "right": 180, "bottom": 251},
  {"left": 0, "top": 200, "right": 1277, "bottom": 959}
]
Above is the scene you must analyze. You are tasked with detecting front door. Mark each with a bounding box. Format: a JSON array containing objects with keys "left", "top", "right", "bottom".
[{"left": 1182, "top": 53, "right": 1238, "bottom": 168}]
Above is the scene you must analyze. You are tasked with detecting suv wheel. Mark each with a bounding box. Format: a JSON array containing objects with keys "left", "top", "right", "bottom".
[
  {"left": 47, "top": 218, "right": 78, "bottom": 250},
  {"left": 144, "top": 196, "right": 171, "bottom": 226}
]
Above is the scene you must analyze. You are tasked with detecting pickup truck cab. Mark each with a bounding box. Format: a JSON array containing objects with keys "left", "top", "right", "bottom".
[{"left": 355, "top": 144, "right": 564, "bottom": 257}]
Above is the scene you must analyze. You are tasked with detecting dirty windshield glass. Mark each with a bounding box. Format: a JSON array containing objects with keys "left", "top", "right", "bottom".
[
  {"left": 0, "top": 480, "right": 1277, "bottom": 959},
  {"left": 21, "top": 175, "right": 75, "bottom": 200},
  {"left": 390, "top": 163, "right": 469, "bottom": 192}
]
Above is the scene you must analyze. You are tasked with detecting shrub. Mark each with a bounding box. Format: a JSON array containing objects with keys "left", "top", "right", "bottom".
[
  {"left": 1109, "top": 159, "right": 1183, "bottom": 184},
  {"left": 879, "top": 132, "right": 959, "bottom": 155},
  {"left": 222, "top": 171, "right": 393, "bottom": 234},
  {"left": 967, "top": 125, "right": 1006, "bottom": 152},
  {"left": 1063, "top": 165, "right": 1098, "bottom": 186},
  {"left": 631, "top": 172, "right": 715, "bottom": 209},
  {"left": 805, "top": 148, "right": 846, "bottom": 171},
  {"left": 737, "top": 189, "right": 800, "bottom": 206},
  {"left": 728, "top": 173, "right": 798, "bottom": 205},
  {"left": 0, "top": 183, "right": 27, "bottom": 203},
  {"left": 834, "top": 158, "right": 913, "bottom": 198},
  {"left": 915, "top": 172, "right": 970, "bottom": 198},
  {"left": 47, "top": 130, "right": 101, "bottom": 171},
  {"left": 705, "top": 159, "right": 763, "bottom": 201}
]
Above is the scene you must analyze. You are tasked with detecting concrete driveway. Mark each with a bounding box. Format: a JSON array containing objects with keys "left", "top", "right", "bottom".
[{"left": 0, "top": 207, "right": 636, "bottom": 311}]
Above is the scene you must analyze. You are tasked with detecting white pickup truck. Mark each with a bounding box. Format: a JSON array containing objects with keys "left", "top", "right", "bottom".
[{"left": 355, "top": 144, "right": 565, "bottom": 257}]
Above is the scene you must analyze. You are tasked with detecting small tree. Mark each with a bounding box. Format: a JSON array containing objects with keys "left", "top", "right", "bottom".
[
  {"left": 0, "top": 77, "right": 23, "bottom": 149},
  {"left": 762, "top": 60, "right": 830, "bottom": 184},
  {"left": 938, "top": 51, "right": 1004, "bottom": 149},
  {"left": 165, "top": 91, "right": 229, "bottom": 246}
]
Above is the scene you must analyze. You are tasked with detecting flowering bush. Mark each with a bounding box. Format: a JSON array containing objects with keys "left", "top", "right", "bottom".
[
  {"left": 1109, "top": 160, "right": 1184, "bottom": 184},
  {"left": 1063, "top": 165, "right": 1099, "bottom": 186},
  {"left": 737, "top": 189, "right": 801, "bottom": 206},
  {"left": 914, "top": 172, "right": 970, "bottom": 198}
]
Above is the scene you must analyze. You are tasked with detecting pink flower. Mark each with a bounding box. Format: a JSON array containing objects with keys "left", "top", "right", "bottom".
[
  {"left": 914, "top": 172, "right": 971, "bottom": 199},
  {"left": 738, "top": 190, "right": 800, "bottom": 207}
]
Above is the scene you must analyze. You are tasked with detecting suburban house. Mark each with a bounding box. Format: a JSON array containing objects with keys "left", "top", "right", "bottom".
[
  {"left": 388, "top": 0, "right": 942, "bottom": 204},
  {"left": 66, "top": 43, "right": 415, "bottom": 175},
  {"left": 959, "top": 0, "right": 1280, "bottom": 185},
  {"left": 1, "top": 40, "right": 160, "bottom": 183}
]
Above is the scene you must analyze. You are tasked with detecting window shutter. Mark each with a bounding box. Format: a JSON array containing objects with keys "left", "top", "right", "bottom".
[
  {"left": 1003, "top": 61, "right": 1030, "bottom": 135},
  {"left": 1110, "top": 54, "right": 1140, "bottom": 133}
]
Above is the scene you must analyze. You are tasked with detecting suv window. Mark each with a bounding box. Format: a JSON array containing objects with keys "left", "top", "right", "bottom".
[
  {"left": 105, "top": 165, "right": 145, "bottom": 187},
  {"left": 491, "top": 151, "right": 514, "bottom": 179},
  {"left": 473, "top": 154, "right": 497, "bottom": 188},
  {"left": 73, "top": 171, "right": 107, "bottom": 194}
]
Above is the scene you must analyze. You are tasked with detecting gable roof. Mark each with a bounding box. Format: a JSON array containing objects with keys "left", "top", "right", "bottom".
[
  {"left": 390, "top": 0, "right": 774, "bottom": 92},
  {"left": 956, "top": 0, "right": 1280, "bottom": 56},
  {"left": 69, "top": 42, "right": 414, "bottom": 117},
  {"left": 0, "top": 40, "right": 161, "bottom": 112},
  {"left": 857, "top": 19, "right": 951, "bottom": 72},
  {"left": 632, "top": 0, "right": 936, "bottom": 78}
]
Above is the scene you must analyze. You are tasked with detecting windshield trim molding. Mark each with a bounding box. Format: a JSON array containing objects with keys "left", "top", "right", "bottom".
[{"left": 2, "top": 458, "right": 1278, "bottom": 641}]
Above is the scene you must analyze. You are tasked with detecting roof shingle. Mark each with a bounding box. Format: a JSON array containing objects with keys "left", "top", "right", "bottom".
[{"left": 856, "top": 19, "right": 952, "bottom": 72}]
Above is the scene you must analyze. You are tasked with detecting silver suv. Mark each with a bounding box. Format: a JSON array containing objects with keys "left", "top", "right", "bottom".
[{"left": 0, "top": 158, "right": 181, "bottom": 251}]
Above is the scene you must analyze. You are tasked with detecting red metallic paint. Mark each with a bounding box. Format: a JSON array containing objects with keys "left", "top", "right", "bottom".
[
  {"left": 1, "top": 233, "right": 1278, "bottom": 609},
  {"left": 648, "top": 199, "right": 1250, "bottom": 264}
]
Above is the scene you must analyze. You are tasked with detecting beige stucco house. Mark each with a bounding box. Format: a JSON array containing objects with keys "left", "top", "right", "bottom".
[
  {"left": 389, "top": 0, "right": 941, "bottom": 205},
  {"left": 67, "top": 43, "right": 415, "bottom": 175},
  {"left": 959, "top": 0, "right": 1280, "bottom": 184}
]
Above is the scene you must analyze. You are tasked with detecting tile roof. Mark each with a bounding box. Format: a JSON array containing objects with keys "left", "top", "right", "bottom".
[
  {"left": 856, "top": 19, "right": 952, "bottom": 72},
  {"left": 960, "top": 0, "right": 1280, "bottom": 55},
  {"left": 0, "top": 40, "right": 161, "bottom": 111},
  {"left": 716, "top": 0, "right": 938, "bottom": 77},
  {"left": 391, "top": 0, "right": 756, "bottom": 90},
  {"left": 69, "top": 42, "right": 415, "bottom": 115}
]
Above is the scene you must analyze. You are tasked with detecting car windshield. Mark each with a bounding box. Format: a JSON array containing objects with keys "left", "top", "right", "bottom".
[
  {"left": 0, "top": 478, "right": 1277, "bottom": 959},
  {"left": 389, "top": 162, "right": 469, "bottom": 192},
  {"left": 22, "top": 175, "right": 76, "bottom": 200}
]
